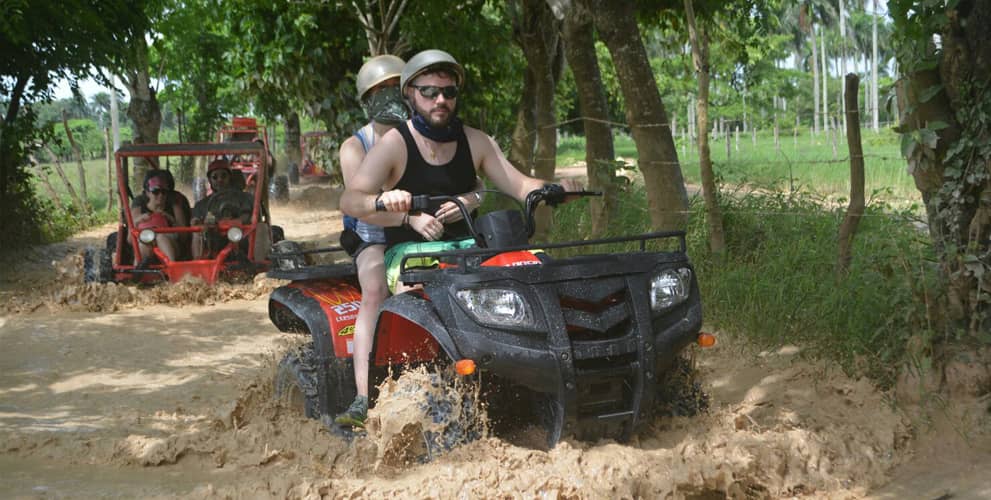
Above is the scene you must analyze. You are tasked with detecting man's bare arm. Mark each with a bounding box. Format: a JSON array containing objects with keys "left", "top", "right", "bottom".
[
  {"left": 469, "top": 129, "right": 546, "bottom": 202},
  {"left": 340, "top": 129, "right": 407, "bottom": 218},
  {"left": 340, "top": 135, "right": 404, "bottom": 227}
]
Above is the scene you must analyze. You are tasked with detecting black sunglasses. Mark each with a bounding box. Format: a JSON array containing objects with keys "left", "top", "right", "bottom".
[
  {"left": 149, "top": 188, "right": 166, "bottom": 195},
  {"left": 410, "top": 85, "right": 459, "bottom": 100}
]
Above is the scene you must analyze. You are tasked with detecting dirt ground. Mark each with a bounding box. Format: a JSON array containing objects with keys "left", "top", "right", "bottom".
[{"left": 1, "top": 183, "right": 990, "bottom": 499}]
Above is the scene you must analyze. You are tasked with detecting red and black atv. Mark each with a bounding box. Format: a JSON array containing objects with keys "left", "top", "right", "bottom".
[
  {"left": 267, "top": 185, "right": 711, "bottom": 446},
  {"left": 84, "top": 142, "right": 283, "bottom": 285}
]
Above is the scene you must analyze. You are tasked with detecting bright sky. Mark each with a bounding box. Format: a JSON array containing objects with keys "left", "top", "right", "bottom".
[{"left": 53, "top": 77, "right": 114, "bottom": 100}]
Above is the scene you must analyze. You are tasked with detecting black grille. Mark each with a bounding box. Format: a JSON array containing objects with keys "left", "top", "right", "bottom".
[{"left": 557, "top": 278, "right": 632, "bottom": 342}]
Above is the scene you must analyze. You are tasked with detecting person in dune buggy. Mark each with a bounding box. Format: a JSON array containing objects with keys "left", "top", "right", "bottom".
[
  {"left": 190, "top": 158, "right": 254, "bottom": 259},
  {"left": 129, "top": 168, "right": 191, "bottom": 266}
]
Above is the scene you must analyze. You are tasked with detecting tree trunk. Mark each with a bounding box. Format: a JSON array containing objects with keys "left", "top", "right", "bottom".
[
  {"left": 871, "top": 0, "right": 880, "bottom": 132},
  {"left": 121, "top": 40, "right": 162, "bottom": 188},
  {"left": 839, "top": 0, "right": 848, "bottom": 131},
  {"left": 591, "top": 0, "right": 689, "bottom": 231},
  {"left": 811, "top": 22, "right": 821, "bottom": 134},
  {"left": 821, "top": 28, "right": 829, "bottom": 132},
  {"left": 1, "top": 75, "right": 28, "bottom": 198},
  {"left": 896, "top": 1, "right": 991, "bottom": 334},
  {"left": 512, "top": 0, "right": 561, "bottom": 240},
  {"left": 684, "top": 0, "right": 724, "bottom": 254},
  {"left": 508, "top": 68, "right": 537, "bottom": 176},
  {"left": 62, "top": 110, "right": 91, "bottom": 212},
  {"left": 558, "top": 0, "right": 618, "bottom": 237},
  {"left": 352, "top": 0, "right": 409, "bottom": 56},
  {"left": 285, "top": 111, "right": 301, "bottom": 176},
  {"left": 837, "top": 74, "right": 865, "bottom": 276}
]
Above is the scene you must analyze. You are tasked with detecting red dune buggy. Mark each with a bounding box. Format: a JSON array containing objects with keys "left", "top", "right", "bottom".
[
  {"left": 287, "top": 131, "right": 340, "bottom": 185},
  {"left": 83, "top": 142, "right": 283, "bottom": 285}
]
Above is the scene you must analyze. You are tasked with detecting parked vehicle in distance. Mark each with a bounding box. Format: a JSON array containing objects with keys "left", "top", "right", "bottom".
[{"left": 288, "top": 131, "right": 341, "bottom": 186}]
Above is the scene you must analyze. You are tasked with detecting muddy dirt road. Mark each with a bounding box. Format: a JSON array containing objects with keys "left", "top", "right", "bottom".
[{"left": 1, "top": 185, "right": 989, "bottom": 499}]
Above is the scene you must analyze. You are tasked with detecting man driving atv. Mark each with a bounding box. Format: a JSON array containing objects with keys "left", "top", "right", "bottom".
[
  {"left": 339, "top": 49, "right": 582, "bottom": 427},
  {"left": 337, "top": 54, "right": 486, "bottom": 430},
  {"left": 191, "top": 158, "right": 254, "bottom": 259}
]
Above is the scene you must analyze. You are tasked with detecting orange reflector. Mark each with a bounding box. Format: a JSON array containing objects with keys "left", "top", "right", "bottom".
[
  {"left": 455, "top": 359, "right": 476, "bottom": 376},
  {"left": 697, "top": 332, "right": 716, "bottom": 348}
]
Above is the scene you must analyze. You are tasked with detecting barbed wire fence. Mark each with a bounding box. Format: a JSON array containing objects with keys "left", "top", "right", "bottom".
[{"left": 505, "top": 111, "right": 924, "bottom": 228}]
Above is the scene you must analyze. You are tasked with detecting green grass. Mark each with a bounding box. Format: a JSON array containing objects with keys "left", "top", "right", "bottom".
[
  {"left": 546, "top": 184, "right": 934, "bottom": 388},
  {"left": 558, "top": 127, "right": 914, "bottom": 206}
]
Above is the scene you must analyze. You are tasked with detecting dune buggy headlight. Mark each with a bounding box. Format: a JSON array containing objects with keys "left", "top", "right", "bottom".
[
  {"left": 649, "top": 267, "right": 692, "bottom": 312},
  {"left": 456, "top": 288, "right": 535, "bottom": 329},
  {"left": 226, "top": 226, "right": 244, "bottom": 243},
  {"left": 139, "top": 229, "right": 156, "bottom": 244}
]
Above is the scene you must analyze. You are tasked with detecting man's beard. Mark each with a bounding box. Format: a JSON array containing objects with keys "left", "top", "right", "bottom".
[{"left": 413, "top": 100, "right": 454, "bottom": 128}]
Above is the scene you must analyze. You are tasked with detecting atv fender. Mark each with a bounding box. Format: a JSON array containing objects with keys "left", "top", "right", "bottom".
[
  {"left": 269, "top": 285, "right": 333, "bottom": 354},
  {"left": 373, "top": 292, "right": 452, "bottom": 364},
  {"left": 268, "top": 284, "right": 357, "bottom": 417}
]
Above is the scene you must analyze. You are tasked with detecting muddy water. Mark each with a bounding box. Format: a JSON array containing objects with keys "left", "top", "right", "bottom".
[{"left": 1, "top": 185, "right": 990, "bottom": 499}]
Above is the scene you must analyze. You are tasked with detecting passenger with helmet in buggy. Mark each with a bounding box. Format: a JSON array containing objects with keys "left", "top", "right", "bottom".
[
  {"left": 191, "top": 158, "right": 254, "bottom": 259},
  {"left": 130, "top": 167, "right": 192, "bottom": 266}
]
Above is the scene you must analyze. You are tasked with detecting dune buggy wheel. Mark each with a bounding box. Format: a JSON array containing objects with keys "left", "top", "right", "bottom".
[
  {"left": 83, "top": 247, "right": 112, "bottom": 283},
  {"left": 288, "top": 162, "right": 300, "bottom": 185},
  {"left": 270, "top": 174, "right": 290, "bottom": 203},
  {"left": 274, "top": 343, "right": 321, "bottom": 419}
]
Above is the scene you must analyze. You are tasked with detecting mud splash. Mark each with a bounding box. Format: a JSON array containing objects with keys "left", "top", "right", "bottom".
[
  {"left": 0, "top": 251, "right": 288, "bottom": 315},
  {"left": 365, "top": 366, "right": 488, "bottom": 468}
]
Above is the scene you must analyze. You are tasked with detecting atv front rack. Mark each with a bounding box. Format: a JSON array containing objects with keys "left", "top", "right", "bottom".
[{"left": 399, "top": 230, "right": 687, "bottom": 282}]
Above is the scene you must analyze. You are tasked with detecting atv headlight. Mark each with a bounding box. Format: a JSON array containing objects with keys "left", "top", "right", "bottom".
[
  {"left": 139, "top": 229, "right": 156, "bottom": 244},
  {"left": 649, "top": 267, "right": 692, "bottom": 312},
  {"left": 456, "top": 288, "right": 535, "bottom": 329},
  {"left": 227, "top": 226, "right": 244, "bottom": 243}
]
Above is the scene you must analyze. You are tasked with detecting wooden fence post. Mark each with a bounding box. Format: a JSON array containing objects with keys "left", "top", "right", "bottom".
[
  {"left": 42, "top": 144, "right": 85, "bottom": 210},
  {"left": 28, "top": 154, "right": 65, "bottom": 211},
  {"left": 105, "top": 127, "right": 115, "bottom": 211},
  {"left": 62, "top": 110, "right": 91, "bottom": 212},
  {"left": 837, "top": 74, "right": 865, "bottom": 276}
]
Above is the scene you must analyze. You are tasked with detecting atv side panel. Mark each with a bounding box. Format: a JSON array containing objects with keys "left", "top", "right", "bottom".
[
  {"left": 268, "top": 284, "right": 357, "bottom": 417},
  {"left": 373, "top": 292, "right": 453, "bottom": 364}
]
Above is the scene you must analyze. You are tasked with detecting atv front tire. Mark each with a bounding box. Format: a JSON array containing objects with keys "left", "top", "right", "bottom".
[{"left": 274, "top": 343, "right": 321, "bottom": 419}]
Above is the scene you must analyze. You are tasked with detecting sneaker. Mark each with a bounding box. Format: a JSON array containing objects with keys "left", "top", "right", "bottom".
[{"left": 334, "top": 395, "right": 368, "bottom": 428}]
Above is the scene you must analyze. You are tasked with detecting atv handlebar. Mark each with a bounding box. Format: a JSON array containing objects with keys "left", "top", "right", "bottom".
[{"left": 375, "top": 184, "right": 601, "bottom": 247}]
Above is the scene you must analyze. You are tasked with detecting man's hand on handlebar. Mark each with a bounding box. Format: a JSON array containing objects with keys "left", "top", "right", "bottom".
[
  {"left": 374, "top": 189, "right": 412, "bottom": 212},
  {"left": 560, "top": 178, "right": 584, "bottom": 193},
  {"left": 409, "top": 213, "right": 446, "bottom": 241}
]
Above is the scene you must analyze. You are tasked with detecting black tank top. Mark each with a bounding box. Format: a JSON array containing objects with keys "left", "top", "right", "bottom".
[{"left": 386, "top": 122, "right": 477, "bottom": 246}]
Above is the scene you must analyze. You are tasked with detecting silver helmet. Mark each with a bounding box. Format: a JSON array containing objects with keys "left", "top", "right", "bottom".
[
  {"left": 400, "top": 49, "right": 465, "bottom": 95},
  {"left": 356, "top": 54, "right": 405, "bottom": 100}
]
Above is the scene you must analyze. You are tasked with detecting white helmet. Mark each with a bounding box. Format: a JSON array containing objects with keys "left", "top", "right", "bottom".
[
  {"left": 400, "top": 49, "right": 465, "bottom": 95},
  {"left": 356, "top": 54, "right": 405, "bottom": 100}
]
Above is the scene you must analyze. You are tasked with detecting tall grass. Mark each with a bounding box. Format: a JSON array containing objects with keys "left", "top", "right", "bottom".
[
  {"left": 558, "top": 128, "right": 915, "bottom": 205},
  {"left": 547, "top": 184, "right": 935, "bottom": 387}
]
